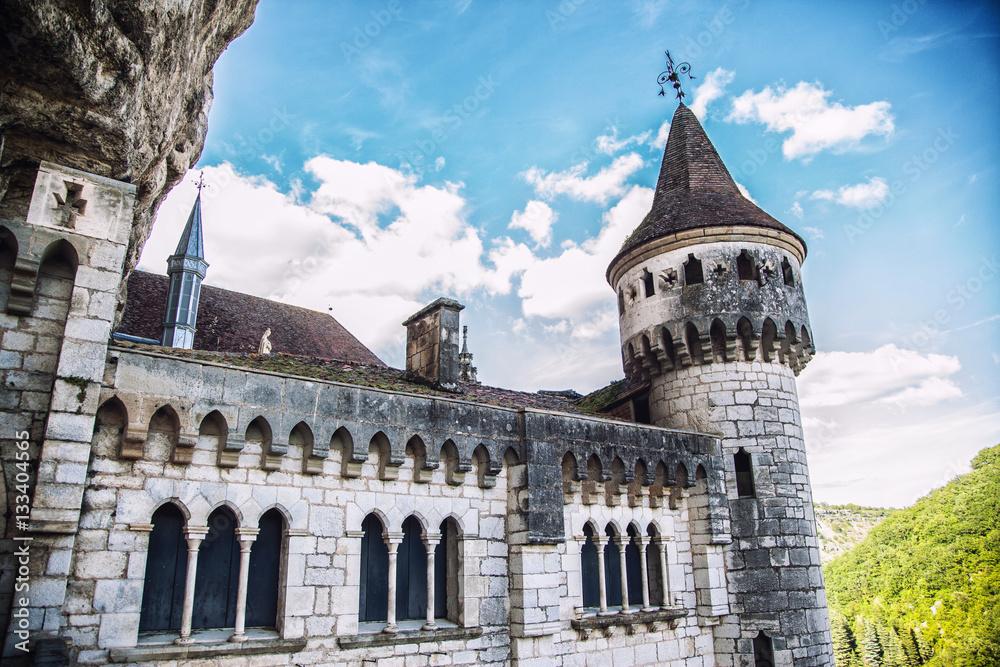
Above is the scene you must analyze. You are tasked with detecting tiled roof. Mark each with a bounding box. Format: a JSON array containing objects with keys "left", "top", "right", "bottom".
[
  {"left": 611, "top": 103, "right": 805, "bottom": 269},
  {"left": 110, "top": 342, "right": 592, "bottom": 414},
  {"left": 117, "top": 270, "right": 385, "bottom": 366}
]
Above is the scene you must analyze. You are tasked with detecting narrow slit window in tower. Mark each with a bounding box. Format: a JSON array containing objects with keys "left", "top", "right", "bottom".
[
  {"left": 781, "top": 257, "right": 795, "bottom": 286},
  {"left": 617, "top": 289, "right": 625, "bottom": 315},
  {"left": 642, "top": 269, "right": 655, "bottom": 298},
  {"left": 735, "top": 448, "right": 756, "bottom": 498},
  {"left": 754, "top": 631, "right": 775, "bottom": 667},
  {"left": 683, "top": 254, "right": 703, "bottom": 285}
]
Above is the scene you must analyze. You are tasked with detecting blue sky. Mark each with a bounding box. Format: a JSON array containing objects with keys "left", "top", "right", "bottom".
[{"left": 139, "top": 0, "right": 999, "bottom": 507}]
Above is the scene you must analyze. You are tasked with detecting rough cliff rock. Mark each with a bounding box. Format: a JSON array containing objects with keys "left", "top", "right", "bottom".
[{"left": 0, "top": 0, "right": 258, "bottom": 320}]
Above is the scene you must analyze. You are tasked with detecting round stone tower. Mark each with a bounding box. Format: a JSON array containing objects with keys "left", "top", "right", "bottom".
[{"left": 607, "top": 103, "right": 833, "bottom": 666}]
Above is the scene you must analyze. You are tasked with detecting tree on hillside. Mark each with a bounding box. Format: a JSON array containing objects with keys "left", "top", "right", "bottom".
[
  {"left": 831, "top": 612, "right": 860, "bottom": 666},
  {"left": 863, "top": 619, "right": 884, "bottom": 667},
  {"left": 825, "top": 443, "right": 1000, "bottom": 667}
]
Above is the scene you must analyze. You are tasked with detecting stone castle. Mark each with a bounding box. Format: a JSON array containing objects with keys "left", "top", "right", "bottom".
[{"left": 0, "top": 4, "right": 833, "bottom": 666}]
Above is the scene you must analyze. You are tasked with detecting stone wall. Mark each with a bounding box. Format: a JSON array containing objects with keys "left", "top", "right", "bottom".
[
  {"left": 651, "top": 361, "right": 833, "bottom": 667},
  {"left": 0, "top": 162, "right": 136, "bottom": 659},
  {"left": 36, "top": 345, "right": 725, "bottom": 666}
]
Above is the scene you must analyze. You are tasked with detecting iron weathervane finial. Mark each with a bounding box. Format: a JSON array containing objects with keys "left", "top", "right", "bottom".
[
  {"left": 657, "top": 51, "right": 695, "bottom": 101},
  {"left": 193, "top": 171, "right": 209, "bottom": 195}
]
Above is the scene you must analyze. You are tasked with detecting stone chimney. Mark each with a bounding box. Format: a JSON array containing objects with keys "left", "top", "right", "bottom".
[{"left": 403, "top": 298, "right": 465, "bottom": 392}]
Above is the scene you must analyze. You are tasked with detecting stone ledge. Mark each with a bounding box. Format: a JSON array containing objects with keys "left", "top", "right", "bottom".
[
  {"left": 337, "top": 626, "right": 483, "bottom": 649},
  {"left": 571, "top": 607, "right": 688, "bottom": 634},
  {"left": 108, "top": 638, "right": 307, "bottom": 662}
]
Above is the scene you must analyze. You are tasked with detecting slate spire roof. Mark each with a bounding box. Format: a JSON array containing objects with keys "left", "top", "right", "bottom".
[
  {"left": 171, "top": 192, "right": 205, "bottom": 260},
  {"left": 610, "top": 103, "right": 804, "bottom": 272}
]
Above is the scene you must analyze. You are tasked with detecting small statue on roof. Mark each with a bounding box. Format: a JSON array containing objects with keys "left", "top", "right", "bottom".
[{"left": 258, "top": 328, "right": 272, "bottom": 355}]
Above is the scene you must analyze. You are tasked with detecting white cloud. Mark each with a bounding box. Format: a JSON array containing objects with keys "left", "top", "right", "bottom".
[
  {"left": 798, "top": 344, "right": 962, "bottom": 409},
  {"left": 802, "top": 225, "right": 825, "bottom": 240},
  {"left": 595, "top": 129, "right": 652, "bottom": 155},
  {"left": 798, "top": 345, "right": 998, "bottom": 507},
  {"left": 509, "top": 200, "right": 557, "bottom": 248},
  {"left": 811, "top": 176, "right": 889, "bottom": 209},
  {"left": 521, "top": 153, "right": 645, "bottom": 204},
  {"left": 516, "top": 185, "right": 653, "bottom": 334},
  {"left": 140, "top": 162, "right": 524, "bottom": 359},
  {"left": 631, "top": 0, "right": 668, "bottom": 27},
  {"left": 727, "top": 81, "right": 894, "bottom": 160},
  {"left": 735, "top": 181, "right": 758, "bottom": 205},
  {"left": 790, "top": 202, "right": 804, "bottom": 220},
  {"left": 689, "top": 67, "right": 735, "bottom": 119},
  {"left": 649, "top": 120, "right": 670, "bottom": 150},
  {"left": 434, "top": 156, "right": 446, "bottom": 171}
]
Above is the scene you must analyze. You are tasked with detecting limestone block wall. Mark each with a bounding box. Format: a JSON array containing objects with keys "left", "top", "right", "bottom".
[
  {"left": 1, "top": 162, "right": 135, "bottom": 658},
  {"left": 651, "top": 361, "right": 833, "bottom": 667},
  {"left": 43, "top": 346, "right": 728, "bottom": 666},
  {"left": 67, "top": 348, "right": 518, "bottom": 665}
]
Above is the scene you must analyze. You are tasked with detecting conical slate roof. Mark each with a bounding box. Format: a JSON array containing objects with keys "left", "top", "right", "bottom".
[
  {"left": 171, "top": 193, "right": 205, "bottom": 259},
  {"left": 610, "top": 103, "right": 804, "bottom": 271}
]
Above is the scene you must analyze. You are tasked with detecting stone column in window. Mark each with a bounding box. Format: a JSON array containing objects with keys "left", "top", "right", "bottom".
[
  {"left": 422, "top": 534, "right": 441, "bottom": 630},
  {"left": 594, "top": 535, "right": 611, "bottom": 616},
  {"left": 175, "top": 525, "right": 209, "bottom": 645},
  {"left": 656, "top": 536, "right": 671, "bottom": 609},
  {"left": 384, "top": 532, "right": 404, "bottom": 634},
  {"left": 229, "top": 526, "right": 260, "bottom": 643},
  {"left": 638, "top": 535, "right": 653, "bottom": 612},
  {"left": 616, "top": 535, "right": 633, "bottom": 614}
]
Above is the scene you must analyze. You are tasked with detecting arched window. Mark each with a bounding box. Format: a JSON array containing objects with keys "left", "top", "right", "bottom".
[
  {"left": 645, "top": 524, "right": 665, "bottom": 607},
  {"left": 359, "top": 514, "right": 389, "bottom": 622},
  {"left": 246, "top": 509, "right": 283, "bottom": 628},
  {"left": 683, "top": 253, "right": 703, "bottom": 285},
  {"left": 397, "top": 516, "right": 427, "bottom": 621},
  {"left": 193, "top": 507, "right": 240, "bottom": 629},
  {"left": 435, "top": 518, "right": 460, "bottom": 622},
  {"left": 139, "top": 504, "right": 188, "bottom": 632},
  {"left": 737, "top": 249, "right": 758, "bottom": 282},
  {"left": 625, "top": 525, "right": 643, "bottom": 607},
  {"left": 580, "top": 524, "right": 600, "bottom": 609},
  {"left": 735, "top": 448, "right": 756, "bottom": 498},
  {"left": 754, "top": 631, "right": 775, "bottom": 667},
  {"left": 604, "top": 525, "right": 623, "bottom": 608}
]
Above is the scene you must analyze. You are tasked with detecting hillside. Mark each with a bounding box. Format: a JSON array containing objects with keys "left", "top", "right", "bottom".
[
  {"left": 815, "top": 503, "right": 889, "bottom": 564},
  {"left": 824, "top": 444, "right": 1000, "bottom": 667}
]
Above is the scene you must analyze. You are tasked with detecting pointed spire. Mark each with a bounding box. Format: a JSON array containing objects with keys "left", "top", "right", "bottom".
[
  {"left": 609, "top": 104, "right": 804, "bottom": 276},
  {"left": 163, "top": 189, "right": 209, "bottom": 349},
  {"left": 171, "top": 192, "right": 205, "bottom": 260}
]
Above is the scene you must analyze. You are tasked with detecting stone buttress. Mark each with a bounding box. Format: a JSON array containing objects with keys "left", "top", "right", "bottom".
[{"left": 607, "top": 103, "right": 833, "bottom": 667}]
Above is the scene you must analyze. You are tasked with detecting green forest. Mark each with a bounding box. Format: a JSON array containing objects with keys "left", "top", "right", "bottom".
[{"left": 824, "top": 443, "right": 1000, "bottom": 666}]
